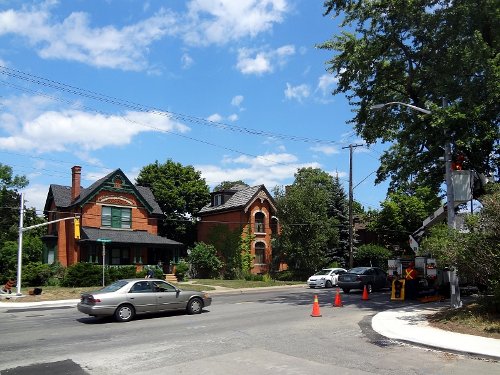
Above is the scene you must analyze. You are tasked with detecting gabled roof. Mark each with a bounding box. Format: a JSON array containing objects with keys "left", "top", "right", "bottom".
[
  {"left": 199, "top": 184, "right": 276, "bottom": 215},
  {"left": 44, "top": 169, "right": 162, "bottom": 215}
]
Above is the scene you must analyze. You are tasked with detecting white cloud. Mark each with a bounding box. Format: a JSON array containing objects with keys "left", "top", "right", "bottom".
[
  {"left": 317, "top": 73, "right": 340, "bottom": 96},
  {"left": 207, "top": 113, "right": 223, "bottom": 122},
  {"left": 284, "top": 83, "right": 310, "bottom": 102},
  {"left": 310, "top": 145, "right": 340, "bottom": 155},
  {"left": 231, "top": 95, "right": 244, "bottom": 107},
  {"left": 227, "top": 114, "right": 238, "bottom": 122},
  {"left": 236, "top": 44, "right": 295, "bottom": 75},
  {"left": 196, "top": 152, "right": 321, "bottom": 189},
  {"left": 181, "top": 52, "right": 194, "bottom": 69},
  {"left": 0, "top": 94, "right": 190, "bottom": 153},
  {"left": 184, "top": 0, "right": 288, "bottom": 46},
  {"left": 0, "top": 1, "right": 291, "bottom": 71},
  {"left": 0, "top": 4, "right": 178, "bottom": 71}
]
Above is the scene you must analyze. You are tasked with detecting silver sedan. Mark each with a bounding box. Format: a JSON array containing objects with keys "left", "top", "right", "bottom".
[{"left": 77, "top": 278, "right": 212, "bottom": 322}]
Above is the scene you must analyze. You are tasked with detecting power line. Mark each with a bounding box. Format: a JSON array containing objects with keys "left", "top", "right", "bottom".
[{"left": 0, "top": 65, "right": 346, "bottom": 146}]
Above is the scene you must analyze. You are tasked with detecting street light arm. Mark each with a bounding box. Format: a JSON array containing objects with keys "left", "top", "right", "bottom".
[{"left": 370, "top": 102, "right": 432, "bottom": 115}]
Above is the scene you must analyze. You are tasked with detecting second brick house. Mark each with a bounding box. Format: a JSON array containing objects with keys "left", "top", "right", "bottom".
[{"left": 197, "top": 184, "right": 279, "bottom": 274}]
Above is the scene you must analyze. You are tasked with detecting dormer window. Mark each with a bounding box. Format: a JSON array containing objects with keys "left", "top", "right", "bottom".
[{"left": 214, "top": 194, "right": 223, "bottom": 206}]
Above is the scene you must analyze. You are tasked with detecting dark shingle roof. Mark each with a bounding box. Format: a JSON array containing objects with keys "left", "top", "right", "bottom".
[
  {"left": 44, "top": 169, "right": 162, "bottom": 215},
  {"left": 199, "top": 185, "right": 275, "bottom": 215},
  {"left": 80, "top": 227, "right": 182, "bottom": 246}
]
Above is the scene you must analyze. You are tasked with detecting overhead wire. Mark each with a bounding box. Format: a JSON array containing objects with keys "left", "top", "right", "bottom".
[{"left": 1, "top": 65, "right": 383, "bottom": 202}]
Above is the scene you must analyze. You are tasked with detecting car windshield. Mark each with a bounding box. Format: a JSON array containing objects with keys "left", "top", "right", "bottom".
[
  {"left": 99, "top": 280, "right": 129, "bottom": 293},
  {"left": 314, "top": 269, "right": 331, "bottom": 275},
  {"left": 347, "top": 267, "right": 368, "bottom": 275}
]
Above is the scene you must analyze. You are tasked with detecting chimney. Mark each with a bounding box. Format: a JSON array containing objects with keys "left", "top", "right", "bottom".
[{"left": 71, "top": 166, "right": 82, "bottom": 200}]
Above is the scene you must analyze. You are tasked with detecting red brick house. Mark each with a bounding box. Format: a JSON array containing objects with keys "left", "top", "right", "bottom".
[
  {"left": 42, "top": 166, "right": 183, "bottom": 269},
  {"left": 197, "top": 184, "right": 279, "bottom": 274}
]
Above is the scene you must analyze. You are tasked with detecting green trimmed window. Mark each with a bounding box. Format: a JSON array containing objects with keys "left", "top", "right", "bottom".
[{"left": 102, "top": 206, "right": 132, "bottom": 229}]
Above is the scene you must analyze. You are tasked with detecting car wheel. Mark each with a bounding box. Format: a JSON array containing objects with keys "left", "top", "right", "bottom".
[
  {"left": 187, "top": 297, "right": 203, "bottom": 315},
  {"left": 342, "top": 288, "right": 350, "bottom": 294},
  {"left": 114, "top": 304, "right": 135, "bottom": 322},
  {"left": 325, "top": 280, "right": 333, "bottom": 288},
  {"left": 366, "top": 284, "right": 373, "bottom": 293}
]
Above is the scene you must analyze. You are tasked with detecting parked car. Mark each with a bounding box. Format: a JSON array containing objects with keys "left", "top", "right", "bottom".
[
  {"left": 337, "top": 267, "right": 389, "bottom": 293},
  {"left": 77, "top": 278, "right": 212, "bottom": 322},
  {"left": 307, "top": 268, "right": 347, "bottom": 288}
]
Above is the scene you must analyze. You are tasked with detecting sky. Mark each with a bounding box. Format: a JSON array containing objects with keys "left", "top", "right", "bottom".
[{"left": 0, "top": 0, "right": 391, "bottom": 215}]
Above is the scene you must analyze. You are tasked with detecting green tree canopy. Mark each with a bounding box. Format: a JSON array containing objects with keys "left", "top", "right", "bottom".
[
  {"left": 213, "top": 180, "right": 249, "bottom": 191},
  {"left": 274, "top": 167, "right": 344, "bottom": 277},
  {"left": 319, "top": 0, "right": 499, "bottom": 196},
  {"left": 368, "top": 186, "right": 441, "bottom": 251},
  {"left": 420, "top": 184, "right": 500, "bottom": 299},
  {"left": 136, "top": 159, "right": 210, "bottom": 245}
]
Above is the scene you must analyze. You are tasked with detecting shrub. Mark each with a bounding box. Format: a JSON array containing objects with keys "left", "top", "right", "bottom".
[
  {"left": 188, "top": 242, "right": 223, "bottom": 278},
  {"left": 22, "top": 262, "right": 52, "bottom": 286},
  {"left": 174, "top": 259, "right": 189, "bottom": 281},
  {"left": 272, "top": 270, "right": 296, "bottom": 281},
  {"left": 244, "top": 273, "right": 264, "bottom": 281},
  {"left": 108, "top": 265, "right": 137, "bottom": 281},
  {"left": 62, "top": 262, "right": 104, "bottom": 287}
]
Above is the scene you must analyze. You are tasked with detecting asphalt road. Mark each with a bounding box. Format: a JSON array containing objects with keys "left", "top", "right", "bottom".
[{"left": 0, "top": 288, "right": 498, "bottom": 374}]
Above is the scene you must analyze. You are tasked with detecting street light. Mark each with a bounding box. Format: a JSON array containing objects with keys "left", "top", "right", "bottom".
[
  {"left": 370, "top": 101, "right": 455, "bottom": 229},
  {"left": 370, "top": 102, "right": 432, "bottom": 115}
]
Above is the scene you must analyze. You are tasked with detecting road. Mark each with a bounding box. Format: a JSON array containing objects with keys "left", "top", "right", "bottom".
[{"left": 0, "top": 288, "right": 498, "bottom": 374}]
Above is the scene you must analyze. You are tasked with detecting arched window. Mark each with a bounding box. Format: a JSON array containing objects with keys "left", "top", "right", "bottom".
[
  {"left": 270, "top": 216, "right": 278, "bottom": 235},
  {"left": 255, "top": 212, "right": 265, "bottom": 233},
  {"left": 254, "top": 242, "right": 265, "bottom": 264}
]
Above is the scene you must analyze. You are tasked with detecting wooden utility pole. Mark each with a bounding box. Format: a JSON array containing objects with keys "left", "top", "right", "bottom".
[{"left": 343, "top": 144, "right": 364, "bottom": 269}]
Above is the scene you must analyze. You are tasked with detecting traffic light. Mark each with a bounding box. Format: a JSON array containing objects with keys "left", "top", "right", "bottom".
[{"left": 74, "top": 217, "right": 80, "bottom": 239}]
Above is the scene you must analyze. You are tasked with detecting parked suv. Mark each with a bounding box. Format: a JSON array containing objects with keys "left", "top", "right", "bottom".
[{"left": 337, "top": 267, "right": 388, "bottom": 293}]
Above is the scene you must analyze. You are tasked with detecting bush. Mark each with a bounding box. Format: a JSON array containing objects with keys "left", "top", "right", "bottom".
[
  {"left": 243, "top": 273, "right": 264, "bottom": 281},
  {"left": 174, "top": 259, "right": 189, "bottom": 281},
  {"left": 272, "top": 270, "right": 296, "bottom": 281},
  {"left": 62, "top": 262, "right": 104, "bottom": 287},
  {"left": 108, "top": 265, "right": 137, "bottom": 281},
  {"left": 188, "top": 242, "right": 224, "bottom": 278},
  {"left": 22, "top": 262, "right": 52, "bottom": 286}
]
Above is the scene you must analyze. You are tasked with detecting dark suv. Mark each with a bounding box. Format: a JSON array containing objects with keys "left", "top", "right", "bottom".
[{"left": 337, "top": 267, "right": 388, "bottom": 293}]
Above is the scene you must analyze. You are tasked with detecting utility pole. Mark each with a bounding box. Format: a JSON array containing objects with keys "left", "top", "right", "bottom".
[
  {"left": 343, "top": 143, "right": 364, "bottom": 269},
  {"left": 442, "top": 98, "right": 456, "bottom": 229}
]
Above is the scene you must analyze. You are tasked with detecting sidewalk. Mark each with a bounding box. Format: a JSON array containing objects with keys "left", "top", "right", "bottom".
[{"left": 372, "top": 302, "right": 500, "bottom": 360}]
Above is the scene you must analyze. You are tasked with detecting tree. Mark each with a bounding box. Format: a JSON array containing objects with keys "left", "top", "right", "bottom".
[
  {"left": 136, "top": 160, "right": 210, "bottom": 245},
  {"left": 213, "top": 180, "right": 249, "bottom": 191},
  {"left": 330, "top": 175, "right": 350, "bottom": 261},
  {"left": 274, "top": 167, "right": 343, "bottom": 277},
  {"left": 0, "top": 163, "right": 29, "bottom": 243},
  {"left": 420, "top": 184, "right": 500, "bottom": 304},
  {"left": 355, "top": 244, "right": 392, "bottom": 269},
  {"left": 368, "top": 186, "right": 441, "bottom": 251},
  {"left": 318, "top": 1, "right": 499, "bottom": 196}
]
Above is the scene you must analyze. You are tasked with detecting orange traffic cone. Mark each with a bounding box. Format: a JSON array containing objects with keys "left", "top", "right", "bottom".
[
  {"left": 333, "top": 288, "right": 343, "bottom": 307},
  {"left": 311, "top": 295, "right": 322, "bottom": 317},
  {"left": 362, "top": 285, "right": 369, "bottom": 300}
]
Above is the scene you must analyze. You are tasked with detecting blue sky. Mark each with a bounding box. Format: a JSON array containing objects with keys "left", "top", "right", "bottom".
[{"left": 0, "top": 0, "right": 390, "bottom": 214}]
